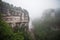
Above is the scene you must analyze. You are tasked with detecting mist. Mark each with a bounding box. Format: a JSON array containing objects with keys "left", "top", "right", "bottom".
[
  {"left": 0, "top": 0, "right": 60, "bottom": 40},
  {"left": 2, "top": 0, "right": 59, "bottom": 20}
]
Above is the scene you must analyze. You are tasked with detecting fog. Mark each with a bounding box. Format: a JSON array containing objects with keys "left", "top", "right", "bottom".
[
  {"left": 2, "top": 0, "right": 59, "bottom": 20},
  {"left": 2, "top": 0, "right": 60, "bottom": 28}
]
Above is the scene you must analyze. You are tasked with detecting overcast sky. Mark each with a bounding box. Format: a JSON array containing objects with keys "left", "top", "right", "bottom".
[
  {"left": 2, "top": 0, "right": 60, "bottom": 28},
  {"left": 2, "top": 0, "right": 60, "bottom": 20}
]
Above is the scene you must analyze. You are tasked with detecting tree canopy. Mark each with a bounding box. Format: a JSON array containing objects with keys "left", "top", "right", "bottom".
[{"left": 32, "top": 9, "right": 60, "bottom": 40}]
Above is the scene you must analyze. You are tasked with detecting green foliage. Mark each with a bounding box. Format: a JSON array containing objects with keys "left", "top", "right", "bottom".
[
  {"left": 11, "top": 32, "right": 24, "bottom": 40},
  {"left": 32, "top": 9, "right": 60, "bottom": 40},
  {"left": 0, "top": 13, "right": 24, "bottom": 40},
  {"left": 13, "top": 26, "right": 32, "bottom": 40},
  {"left": 0, "top": 13, "right": 31, "bottom": 40},
  {"left": 0, "top": 15, "right": 13, "bottom": 40},
  {"left": 0, "top": 1, "right": 31, "bottom": 40}
]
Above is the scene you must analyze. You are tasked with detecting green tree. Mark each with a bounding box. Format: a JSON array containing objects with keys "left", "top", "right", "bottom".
[
  {"left": 32, "top": 9, "right": 60, "bottom": 40},
  {"left": 0, "top": 14, "right": 13, "bottom": 40},
  {"left": 0, "top": 13, "right": 24, "bottom": 40},
  {"left": 0, "top": 1, "right": 31, "bottom": 40}
]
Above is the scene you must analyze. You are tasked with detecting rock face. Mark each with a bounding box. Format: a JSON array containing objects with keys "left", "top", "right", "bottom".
[{"left": 1, "top": 1, "right": 30, "bottom": 31}]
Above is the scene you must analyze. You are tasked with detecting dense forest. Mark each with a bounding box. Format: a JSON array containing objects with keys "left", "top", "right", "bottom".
[{"left": 32, "top": 9, "right": 60, "bottom": 40}]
